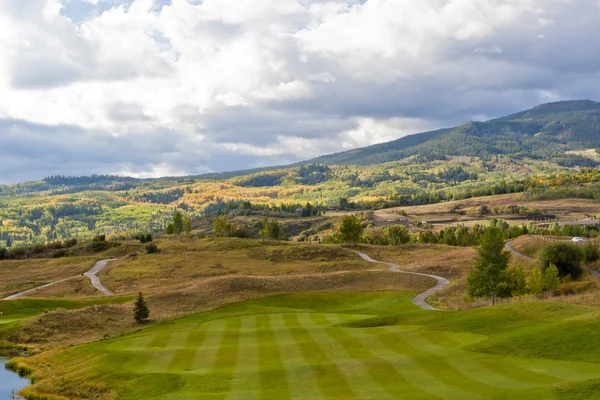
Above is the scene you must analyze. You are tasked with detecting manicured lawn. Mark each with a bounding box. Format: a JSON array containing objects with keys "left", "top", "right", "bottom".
[{"left": 17, "top": 292, "right": 600, "bottom": 399}]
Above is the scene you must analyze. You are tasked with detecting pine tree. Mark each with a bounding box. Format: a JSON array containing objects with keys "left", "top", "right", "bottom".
[
  {"left": 133, "top": 292, "right": 150, "bottom": 323},
  {"left": 173, "top": 211, "right": 184, "bottom": 235}
]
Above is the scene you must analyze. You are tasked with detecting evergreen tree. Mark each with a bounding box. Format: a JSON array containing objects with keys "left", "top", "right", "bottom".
[
  {"left": 173, "top": 211, "right": 184, "bottom": 235},
  {"left": 467, "top": 225, "right": 511, "bottom": 305},
  {"left": 133, "top": 292, "right": 150, "bottom": 323},
  {"left": 166, "top": 223, "right": 174, "bottom": 235}
]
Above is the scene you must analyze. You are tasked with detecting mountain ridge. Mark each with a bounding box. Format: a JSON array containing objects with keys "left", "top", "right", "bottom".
[{"left": 2, "top": 100, "right": 600, "bottom": 188}]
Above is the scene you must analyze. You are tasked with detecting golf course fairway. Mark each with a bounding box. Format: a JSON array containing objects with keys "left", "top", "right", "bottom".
[{"left": 16, "top": 292, "right": 600, "bottom": 399}]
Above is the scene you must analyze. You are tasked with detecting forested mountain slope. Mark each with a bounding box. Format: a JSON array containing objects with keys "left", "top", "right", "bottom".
[{"left": 307, "top": 100, "right": 600, "bottom": 166}]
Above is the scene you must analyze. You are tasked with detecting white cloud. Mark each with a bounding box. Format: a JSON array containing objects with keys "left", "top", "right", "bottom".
[{"left": 0, "top": 0, "right": 599, "bottom": 182}]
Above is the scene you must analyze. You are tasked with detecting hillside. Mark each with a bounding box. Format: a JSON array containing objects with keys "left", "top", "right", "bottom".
[
  {"left": 2, "top": 101, "right": 600, "bottom": 247},
  {"left": 308, "top": 100, "right": 600, "bottom": 166}
]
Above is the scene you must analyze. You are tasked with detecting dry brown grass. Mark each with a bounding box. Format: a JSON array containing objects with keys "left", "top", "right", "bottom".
[
  {"left": 361, "top": 244, "right": 477, "bottom": 279},
  {"left": 6, "top": 304, "right": 133, "bottom": 348},
  {"left": 25, "top": 277, "right": 100, "bottom": 299},
  {"left": 0, "top": 257, "right": 98, "bottom": 298},
  {"left": 97, "top": 238, "right": 374, "bottom": 294},
  {"left": 510, "top": 235, "right": 547, "bottom": 258}
]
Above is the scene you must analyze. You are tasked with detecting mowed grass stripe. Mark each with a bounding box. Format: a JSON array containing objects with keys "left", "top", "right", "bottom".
[
  {"left": 320, "top": 313, "right": 437, "bottom": 399},
  {"left": 411, "top": 328, "right": 559, "bottom": 388},
  {"left": 168, "top": 325, "right": 208, "bottom": 373},
  {"left": 148, "top": 330, "right": 191, "bottom": 373},
  {"left": 121, "top": 331, "right": 175, "bottom": 372},
  {"left": 207, "top": 317, "right": 242, "bottom": 398},
  {"left": 377, "top": 330, "right": 500, "bottom": 396},
  {"left": 190, "top": 319, "right": 227, "bottom": 373},
  {"left": 227, "top": 316, "right": 259, "bottom": 400},
  {"left": 350, "top": 328, "right": 468, "bottom": 400},
  {"left": 283, "top": 313, "right": 357, "bottom": 399},
  {"left": 304, "top": 313, "right": 395, "bottom": 400},
  {"left": 256, "top": 314, "right": 290, "bottom": 400},
  {"left": 147, "top": 332, "right": 173, "bottom": 349},
  {"left": 271, "top": 314, "right": 322, "bottom": 400}
]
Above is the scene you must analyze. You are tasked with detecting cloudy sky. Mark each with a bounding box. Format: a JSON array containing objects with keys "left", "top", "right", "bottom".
[{"left": 1, "top": 0, "right": 600, "bottom": 183}]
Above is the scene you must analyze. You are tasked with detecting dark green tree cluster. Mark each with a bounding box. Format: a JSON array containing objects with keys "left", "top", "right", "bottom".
[
  {"left": 166, "top": 211, "right": 193, "bottom": 236},
  {"left": 0, "top": 238, "right": 77, "bottom": 260},
  {"left": 363, "top": 225, "right": 411, "bottom": 246},
  {"left": 90, "top": 234, "right": 110, "bottom": 251},
  {"left": 538, "top": 242, "right": 584, "bottom": 279},
  {"left": 135, "top": 233, "right": 153, "bottom": 243},
  {"left": 260, "top": 217, "right": 284, "bottom": 241},
  {"left": 133, "top": 188, "right": 185, "bottom": 204}
]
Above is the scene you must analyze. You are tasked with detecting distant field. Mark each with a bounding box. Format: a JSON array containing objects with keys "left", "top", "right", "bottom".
[
  {"left": 16, "top": 292, "right": 600, "bottom": 400},
  {"left": 376, "top": 194, "right": 600, "bottom": 228}
]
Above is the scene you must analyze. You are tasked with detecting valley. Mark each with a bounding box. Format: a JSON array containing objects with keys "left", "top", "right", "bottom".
[{"left": 3, "top": 101, "right": 600, "bottom": 399}]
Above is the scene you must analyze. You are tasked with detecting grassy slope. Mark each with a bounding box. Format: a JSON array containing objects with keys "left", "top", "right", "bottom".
[
  {"left": 0, "top": 297, "right": 132, "bottom": 339},
  {"left": 16, "top": 292, "right": 600, "bottom": 400},
  {"left": 0, "top": 256, "right": 98, "bottom": 298},
  {"left": 97, "top": 239, "right": 374, "bottom": 295}
]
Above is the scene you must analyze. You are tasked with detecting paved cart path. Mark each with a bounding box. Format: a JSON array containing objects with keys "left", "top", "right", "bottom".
[
  {"left": 354, "top": 251, "right": 450, "bottom": 311},
  {"left": 3, "top": 258, "right": 116, "bottom": 300}
]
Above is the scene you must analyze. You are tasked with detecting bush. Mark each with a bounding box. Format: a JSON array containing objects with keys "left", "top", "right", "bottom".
[
  {"left": 64, "top": 238, "right": 78, "bottom": 247},
  {"left": 145, "top": 243, "right": 159, "bottom": 254},
  {"left": 539, "top": 242, "right": 583, "bottom": 278},
  {"left": 90, "top": 234, "right": 109, "bottom": 251},
  {"left": 581, "top": 243, "right": 600, "bottom": 263}
]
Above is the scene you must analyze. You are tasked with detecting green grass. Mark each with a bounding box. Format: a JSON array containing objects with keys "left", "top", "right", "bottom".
[{"left": 17, "top": 292, "right": 600, "bottom": 399}]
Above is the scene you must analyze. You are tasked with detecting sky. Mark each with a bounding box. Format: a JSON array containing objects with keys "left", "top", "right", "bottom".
[{"left": 1, "top": 0, "right": 600, "bottom": 183}]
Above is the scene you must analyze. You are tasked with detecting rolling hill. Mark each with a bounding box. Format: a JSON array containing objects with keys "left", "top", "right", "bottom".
[{"left": 1, "top": 100, "right": 600, "bottom": 248}]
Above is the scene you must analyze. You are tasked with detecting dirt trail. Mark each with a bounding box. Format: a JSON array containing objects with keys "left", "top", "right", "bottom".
[
  {"left": 3, "top": 259, "right": 116, "bottom": 300},
  {"left": 354, "top": 251, "right": 450, "bottom": 311}
]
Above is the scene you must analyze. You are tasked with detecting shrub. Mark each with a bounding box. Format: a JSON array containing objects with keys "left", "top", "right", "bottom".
[
  {"left": 145, "top": 243, "right": 159, "bottom": 254},
  {"left": 539, "top": 242, "right": 583, "bottom": 278},
  {"left": 90, "top": 234, "right": 109, "bottom": 251},
  {"left": 581, "top": 243, "right": 600, "bottom": 263},
  {"left": 64, "top": 238, "right": 78, "bottom": 247}
]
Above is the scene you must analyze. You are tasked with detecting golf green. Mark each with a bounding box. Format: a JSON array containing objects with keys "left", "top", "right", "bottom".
[{"left": 23, "top": 292, "right": 600, "bottom": 399}]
